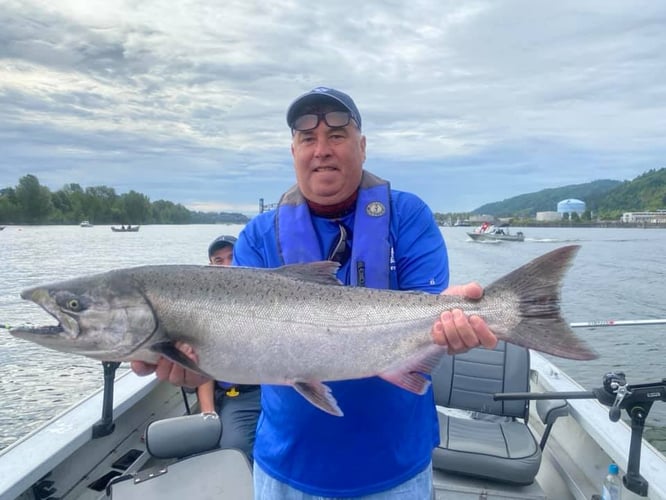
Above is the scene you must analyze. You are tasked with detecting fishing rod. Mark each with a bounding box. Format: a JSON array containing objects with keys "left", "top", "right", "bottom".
[{"left": 569, "top": 319, "right": 666, "bottom": 328}]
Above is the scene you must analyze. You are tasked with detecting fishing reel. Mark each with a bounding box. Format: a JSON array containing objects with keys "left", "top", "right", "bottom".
[
  {"left": 594, "top": 372, "right": 666, "bottom": 496},
  {"left": 494, "top": 372, "right": 666, "bottom": 497},
  {"left": 594, "top": 371, "right": 666, "bottom": 424},
  {"left": 594, "top": 371, "right": 628, "bottom": 422}
]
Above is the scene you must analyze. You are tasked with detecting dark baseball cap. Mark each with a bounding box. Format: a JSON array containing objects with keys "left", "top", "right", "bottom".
[
  {"left": 208, "top": 235, "right": 237, "bottom": 258},
  {"left": 286, "top": 87, "right": 362, "bottom": 130}
]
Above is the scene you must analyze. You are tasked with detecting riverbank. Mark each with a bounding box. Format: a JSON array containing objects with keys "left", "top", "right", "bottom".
[{"left": 441, "top": 221, "right": 666, "bottom": 229}]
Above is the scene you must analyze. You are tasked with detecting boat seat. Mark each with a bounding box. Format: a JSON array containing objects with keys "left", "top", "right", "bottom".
[
  {"left": 145, "top": 412, "right": 222, "bottom": 458},
  {"left": 431, "top": 341, "right": 542, "bottom": 486},
  {"left": 107, "top": 412, "right": 253, "bottom": 499}
]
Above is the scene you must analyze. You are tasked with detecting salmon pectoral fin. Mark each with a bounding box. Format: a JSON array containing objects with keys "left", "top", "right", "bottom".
[
  {"left": 378, "top": 371, "right": 431, "bottom": 394},
  {"left": 378, "top": 345, "right": 447, "bottom": 395},
  {"left": 292, "top": 381, "right": 343, "bottom": 417},
  {"left": 150, "top": 341, "right": 214, "bottom": 379}
]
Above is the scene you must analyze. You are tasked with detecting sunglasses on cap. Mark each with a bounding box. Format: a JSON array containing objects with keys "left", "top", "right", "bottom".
[{"left": 291, "top": 111, "right": 356, "bottom": 132}]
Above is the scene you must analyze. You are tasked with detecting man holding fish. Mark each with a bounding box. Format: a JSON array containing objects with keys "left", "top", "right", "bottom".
[
  {"left": 12, "top": 87, "right": 594, "bottom": 498},
  {"left": 132, "top": 87, "right": 497, "bottom": 499}
]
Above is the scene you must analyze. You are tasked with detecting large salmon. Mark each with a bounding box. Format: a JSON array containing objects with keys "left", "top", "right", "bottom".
[{"left": 10, "top": 245, "right": 595, "bottom": 415}]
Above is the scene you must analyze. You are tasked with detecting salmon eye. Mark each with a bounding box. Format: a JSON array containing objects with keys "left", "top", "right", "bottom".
[
  {"left": 55, "top": 291, "right": 89, "bottom": 312},
  {"left": 66, "top": 298, "right": 81, "bottom": 311}
]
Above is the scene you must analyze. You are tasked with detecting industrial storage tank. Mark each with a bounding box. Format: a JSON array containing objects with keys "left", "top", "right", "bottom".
[{"left": 557, "top": 198, "right": 586, "bottom": 215}]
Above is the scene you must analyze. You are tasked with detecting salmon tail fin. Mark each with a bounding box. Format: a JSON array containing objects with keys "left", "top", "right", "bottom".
[{"left": 487, "top": 245, "right": 598, "bottom": 360}]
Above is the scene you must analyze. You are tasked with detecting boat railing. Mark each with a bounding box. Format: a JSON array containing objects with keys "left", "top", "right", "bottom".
[
  {"left": 0, "top": 370, "right": 161, "bottom": 499},
  {"left": 498, "top": 355, "right": 666, "bottom": 498}
]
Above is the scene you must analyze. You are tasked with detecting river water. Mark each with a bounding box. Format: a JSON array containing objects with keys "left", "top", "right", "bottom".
[{"left": 1, "top": 224, "right": 664, "bottom": 453}]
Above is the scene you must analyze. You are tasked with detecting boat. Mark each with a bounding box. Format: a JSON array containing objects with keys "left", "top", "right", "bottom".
[
  {"left": 111, "top": 225, "right": 140, "bottom": 232},
  {"left": 468, "top": 222, "right": 524, "bottom": 242},
  {"left": 0, "top": 226, "right": 5, "bottom": 231},
  {"left": 80, "top": 220, "right": 93, "bottom": 228},
  {"left": 1, "top": 350, "right": 664, "bottom": 500}
]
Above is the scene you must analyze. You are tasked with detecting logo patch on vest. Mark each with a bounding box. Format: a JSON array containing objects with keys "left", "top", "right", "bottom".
[{"left": 366, "top": 201, "right": 386, "bottom": 217}]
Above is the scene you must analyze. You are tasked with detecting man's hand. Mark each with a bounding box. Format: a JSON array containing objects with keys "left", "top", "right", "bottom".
[
  {"left": 130, "top": 342, "right": 211, "bottom": 388},
  {"left": 431, "top": 282, "right": 497, "bottom": 354}
]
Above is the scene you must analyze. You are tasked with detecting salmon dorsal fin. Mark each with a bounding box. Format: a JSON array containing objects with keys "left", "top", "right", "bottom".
[{"left": 270, "top": 261, "right": 342, "bottom": 286}]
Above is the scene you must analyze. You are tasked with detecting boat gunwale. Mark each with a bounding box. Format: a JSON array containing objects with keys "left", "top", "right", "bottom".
[
  {"left": 530, "top": 352, "right": 666, "bottom": 500},
  {"left": 0, "top": 370, "right": 160, "bottom": 499}
]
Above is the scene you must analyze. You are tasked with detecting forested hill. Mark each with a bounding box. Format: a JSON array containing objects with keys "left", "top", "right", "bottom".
[
  {"left": 472, "top": 168, "right": 666, "bottom": 218},
  {"left": 472, "top": 180, "right": 621, "bottom": 217},
  {"left": 595, "top": 168, "right": 666, "bottom": 216}
]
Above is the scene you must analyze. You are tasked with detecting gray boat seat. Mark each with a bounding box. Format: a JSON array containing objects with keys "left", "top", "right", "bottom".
[
  {"left": 431, "top": 341, "right": 541, "bottom": 485},
  {"left": 145, "top": 412, "right": 222, "bottom": 458},
  {"left": 108, "top": 412, "right": 253, "bottom": 499},
  {"left": 108, "top": 448, "right": 253, "bottom": 499}
]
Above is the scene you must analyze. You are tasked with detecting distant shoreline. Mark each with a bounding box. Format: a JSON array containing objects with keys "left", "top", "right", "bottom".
[
  {"left": 3, "top": 221, "right": 665, "bottom": 230},
  {"left": 516, "top": 222, "right": 666, "bottom": 229},
  {"left": 442, "top": 222, "right": 666, "bottom": 229}
]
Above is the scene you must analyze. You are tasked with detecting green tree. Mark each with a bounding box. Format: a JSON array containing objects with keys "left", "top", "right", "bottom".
[
  {"left": 86, "top": 186, "right": 118, "bottom": 223},
  {"left": 120, "top": 191, "right": 151, "bottom": 223},
  {"left": 15, "top": 174, "right": 53, "bottom": 223},
  {"left": 0, "top": 188, "right": 19, "bottom": 223},
  {"left": 151, "top": 199, "right": 192, "bottom": 223},
  {"left": 59, "top": 183, "right": 86, "bottom": 222}
]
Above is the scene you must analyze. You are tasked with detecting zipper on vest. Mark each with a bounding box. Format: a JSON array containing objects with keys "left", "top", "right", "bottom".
[{"left": 356, "top": 260, "right": 366, "bottom": 287}]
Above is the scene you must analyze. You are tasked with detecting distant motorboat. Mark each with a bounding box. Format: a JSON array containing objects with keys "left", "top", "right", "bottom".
[
  {"left": 453, "top": 218, "right": 471, "bottom": 227},
  {"left": 80, "top": 220, "right": 93, "bottom": 228},
  {"left": 111, "top": 225, "right": 140, "bottom": 232},
  {"left": 0, "top": 226, "right": 5, "bottom": 231},
  {"left": 468, "top": 222, "right": 524, "bottom": 242}
]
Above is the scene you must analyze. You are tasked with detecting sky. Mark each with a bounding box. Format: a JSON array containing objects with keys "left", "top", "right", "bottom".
[{"left": 1, "top": 1, "right": 665, "bottom": 214}]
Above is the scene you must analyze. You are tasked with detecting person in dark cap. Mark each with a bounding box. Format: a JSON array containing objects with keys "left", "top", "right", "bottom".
[
  {"left": 132, "top": 87, "right": 495, "bottom": 499},
  {"left": 196, "top": 235, "right": 260, "bottom": 462},
  {"left": 207, "top": 234, "right": 237, "bottom": 265}
]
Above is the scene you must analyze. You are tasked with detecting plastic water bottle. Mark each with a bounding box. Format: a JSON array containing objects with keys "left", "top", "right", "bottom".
[{"left": 601, "top": 463, "right": 622, "bottom": 500}]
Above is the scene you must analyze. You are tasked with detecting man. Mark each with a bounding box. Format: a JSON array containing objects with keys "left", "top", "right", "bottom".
[
  {"left": 207, "top": 234, "right": 237, "bottom": 266},
  {"left": 132, "top": 87, "right": 495, "bottom": 499},
  {"left": 196, "top": 235, "right": 260, "bottom": 462}
]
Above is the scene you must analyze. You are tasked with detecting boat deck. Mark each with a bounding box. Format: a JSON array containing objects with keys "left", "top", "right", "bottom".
[{"left": 2, "top": 356, "right": 666, "bottom": 500}]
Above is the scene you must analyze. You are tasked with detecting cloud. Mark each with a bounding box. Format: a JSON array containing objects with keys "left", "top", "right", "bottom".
[{"left": 1, "top": 0, "right": 665, "bottom": 213}]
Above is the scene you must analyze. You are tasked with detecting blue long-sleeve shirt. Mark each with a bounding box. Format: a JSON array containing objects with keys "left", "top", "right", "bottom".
[{"left": 232, "top": 189, "right": 449, "bottom": 497}]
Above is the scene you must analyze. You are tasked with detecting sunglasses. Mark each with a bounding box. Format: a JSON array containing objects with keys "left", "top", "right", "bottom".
[
  {"left": 328, "top": 223, "right": 352, "bottom": 266},
  {"left": 292, "top": 111, "right": 355, "bottom": 132}
]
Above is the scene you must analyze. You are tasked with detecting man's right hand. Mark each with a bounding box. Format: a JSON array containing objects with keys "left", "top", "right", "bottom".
[{"left": 431, "top": 282, "right": 497, "bottom": 355}]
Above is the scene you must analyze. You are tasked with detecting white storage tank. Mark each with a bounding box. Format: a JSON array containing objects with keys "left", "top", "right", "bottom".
[{"left": 557, "top": 198, "right": 586, "bottom": 215}]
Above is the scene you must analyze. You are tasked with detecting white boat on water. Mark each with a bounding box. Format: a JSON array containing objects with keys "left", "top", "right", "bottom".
[
  {"left": 468, "top": 222, "right": 525, "bottom": 242},
  {"left": 1, "top": 347, "right": 664, "bottom": 500},
  {"left": 80, "top": 220, "right": 93, "bottom": 228},
  {"left": 110, "top": 225, "right": 140, "bottom": 232}
]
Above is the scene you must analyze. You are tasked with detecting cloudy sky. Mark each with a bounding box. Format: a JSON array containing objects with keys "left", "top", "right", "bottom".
[{"left": 1, "top": 1, "right": 665, "bottom": 214}]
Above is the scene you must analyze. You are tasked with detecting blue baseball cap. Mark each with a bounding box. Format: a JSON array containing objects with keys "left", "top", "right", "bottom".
[{"left": 286, "top": 87, "right": 362, "bottom": 130}]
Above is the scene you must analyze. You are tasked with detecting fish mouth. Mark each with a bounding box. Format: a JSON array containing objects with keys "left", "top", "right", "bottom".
[
  {"left": 13, "top": 287, "right": 75, "bottom": 338},
  {"left": 10, "top": 324, "right": 65, "bottom": 337}
]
